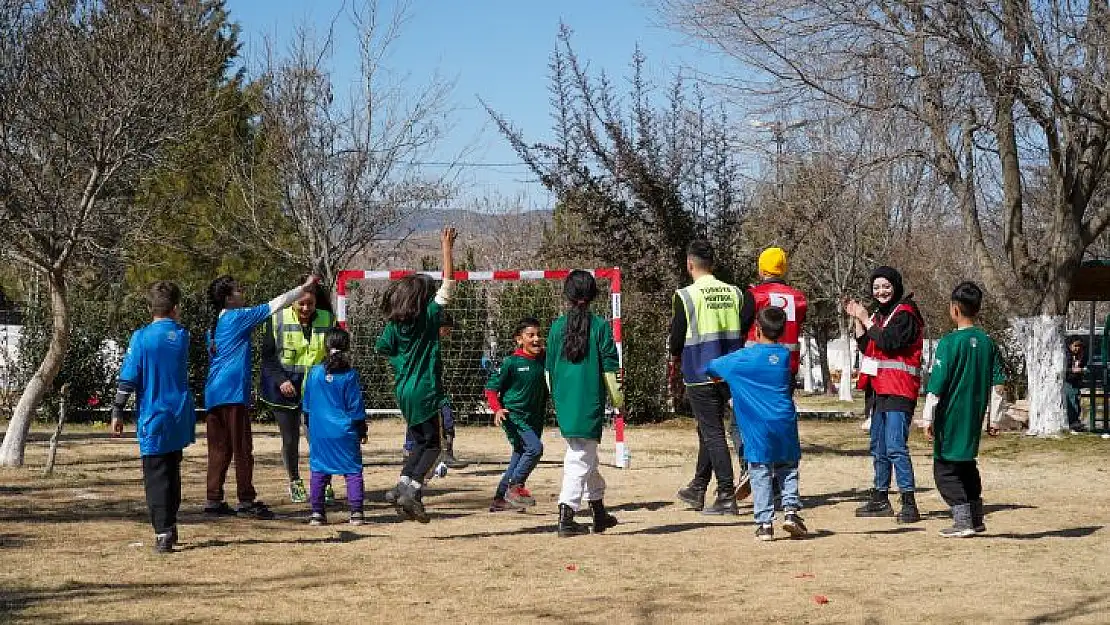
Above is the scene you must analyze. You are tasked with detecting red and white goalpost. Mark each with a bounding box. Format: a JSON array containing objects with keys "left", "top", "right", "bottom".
[{"left": 335, "top": 267, "right": 630, "bottom": 468}]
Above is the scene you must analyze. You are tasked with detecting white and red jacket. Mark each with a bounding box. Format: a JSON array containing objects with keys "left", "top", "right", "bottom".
[
  {"left": 745, "top": 279, "right": 807, "bottom": 374},
  {"left": 856, "top": 302, "right": 924, "bottom": 400}
]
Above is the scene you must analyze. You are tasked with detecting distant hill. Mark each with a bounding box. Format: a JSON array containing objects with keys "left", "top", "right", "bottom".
[{"left": 392, "top": 208, "right": 553, "bottom": 236}]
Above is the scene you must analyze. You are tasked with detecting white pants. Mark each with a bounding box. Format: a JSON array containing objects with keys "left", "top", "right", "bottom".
[{"left": 558, "top": 438, "right": 606, "bottom": 510}]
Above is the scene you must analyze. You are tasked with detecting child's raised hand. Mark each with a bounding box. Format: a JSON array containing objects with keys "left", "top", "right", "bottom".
[
  {"left": 441, "top": 226, "right": 458, "bottom": 249},
  {"left": 493, "top": 409, "right": 507, "bottom": 427}
]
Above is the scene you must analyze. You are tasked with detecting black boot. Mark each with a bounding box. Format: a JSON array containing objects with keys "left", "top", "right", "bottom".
[
  {"left": 701, "top": 490, "right": 740, "bottom": 516},
  {"left": 971, "top": 498, "right": 986, "bottom": 533},
  {"left": 590, "top": 500, "right": 618, "bottom": 533},
  {"left": 557, "top": 504, "right": 590, "bottom": 537},
  {"left": 896, "top": 491, "right": 921, "bottom": 524},
  {"left": 855, "top": 489, "right": 894, "bottom": 517},
  {"left": 676, "top": 483, "right": 707, "bottom": 510},
  {"left": 442, "top": 434, "right": 470, "bottom": 469}
]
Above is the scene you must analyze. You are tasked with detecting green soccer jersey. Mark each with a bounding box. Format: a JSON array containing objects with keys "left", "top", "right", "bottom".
[
  {"left": 926, "top": 326, "right": 1007, "bottom": 461},
  {"left": 546, "top": 312, "right": 620, "bottom": 441},
  {"left": 486, "top": 350, "right": 548, "bottom": 445},
  {"left": 375, "top": 299, "right": 445, "bottom": 426}
]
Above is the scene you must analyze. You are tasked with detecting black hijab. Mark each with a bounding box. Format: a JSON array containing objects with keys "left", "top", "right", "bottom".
[{"left": 870, "top": 266, "right": 904, "bottom": 315}]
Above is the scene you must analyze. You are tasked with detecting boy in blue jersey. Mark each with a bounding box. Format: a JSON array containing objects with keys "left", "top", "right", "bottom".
[
  {"left": 110, "top": 282, "right": 195, "bottom": 554},
  {"left": 707, "top": 307, "right": 807, "bottom": 541},
  {"left": 203, "top": 274, "right": 319, "bottom": 519}
]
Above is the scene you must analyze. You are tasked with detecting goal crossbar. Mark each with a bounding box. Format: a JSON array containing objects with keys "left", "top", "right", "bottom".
[{"left": 335, "top": 267, "right": 630, "bottom": 468}]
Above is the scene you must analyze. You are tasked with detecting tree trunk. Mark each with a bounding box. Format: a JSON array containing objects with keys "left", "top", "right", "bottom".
[
  {"left": 838, "top": 315, "right": 854, "bottom": 402},
  {"left": 1013, "top": 315, "right": 1068, "bottom": 436},
  {"left": 44, "top": 382, "right": 70, "bottom": 476},
  {"left": 0, "top": 273, "right": 70, "bottom": 467},
  {"left": 801, "top": 333, "right": 816, "bottom": 393},
  {"left": 815, "top": 325, "right": 834, "bottom": 395}
]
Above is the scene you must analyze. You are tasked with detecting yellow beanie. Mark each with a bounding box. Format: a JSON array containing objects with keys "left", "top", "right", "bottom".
[{"left": 758, "top": 247, "right": 787, "bottom": 277}]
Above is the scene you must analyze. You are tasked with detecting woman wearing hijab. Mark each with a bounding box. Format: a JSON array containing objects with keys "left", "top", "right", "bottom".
[{"left": 844, "top": 266, "right": 925, "bottom": 524}]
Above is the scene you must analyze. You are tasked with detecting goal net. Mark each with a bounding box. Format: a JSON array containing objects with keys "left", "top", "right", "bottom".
[{"left": 336, "top": 268, "right": 628, "bottom": 465}]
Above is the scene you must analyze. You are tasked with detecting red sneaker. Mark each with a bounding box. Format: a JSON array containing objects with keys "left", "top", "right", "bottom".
[{"left": 506, "top": 484, "right": 537, "bottom": 507}]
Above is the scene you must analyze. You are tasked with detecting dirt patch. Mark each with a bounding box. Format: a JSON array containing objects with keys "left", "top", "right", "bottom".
[{"left": 1, "top": 419, "right": 1109, "bottom": 624}]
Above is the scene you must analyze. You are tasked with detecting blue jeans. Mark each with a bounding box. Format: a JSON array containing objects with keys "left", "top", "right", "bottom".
[
  {"left": 870, "top": 410, "right": 915, "bottom": 492},
  {"left": 404, "top": 404, "right": 455, "bottom": 452},
  {"left": 749, "top": 461, "right": 801, "bottom": 525},
  {"left": 495, "top": 422, "right": 544, "bottom": 498}
]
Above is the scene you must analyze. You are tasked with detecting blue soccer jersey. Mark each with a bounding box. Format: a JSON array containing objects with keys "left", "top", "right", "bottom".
[
  {"left": 302, "top": 365, "right": 366, "bottom": 475},
  {"left": 204, "top": 304, "right": 272, "bottom": 409},
  {"left": 707, "top": 343, "right": 801, "bottom": 464},
  {"left": 118, "top": 319, "right": 196, "bottom": 456}
]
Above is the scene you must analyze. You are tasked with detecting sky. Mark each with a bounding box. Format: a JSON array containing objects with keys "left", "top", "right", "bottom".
[{"left": 224, "top": 0, "right": 735, "bottom": 210}]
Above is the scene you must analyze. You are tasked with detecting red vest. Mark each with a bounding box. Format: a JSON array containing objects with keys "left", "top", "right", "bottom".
[
  {"left": 746, "top": 280, "right": 808, "bottom": 374},
  {"left": 856, "top": 303, "right": 924, "bottom": 399}
]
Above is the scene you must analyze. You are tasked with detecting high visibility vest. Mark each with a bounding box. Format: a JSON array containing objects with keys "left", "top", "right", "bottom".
[
  {"left": 745, "top": 280, "right": 807, "bottom": 374},
  {"left": 260, "top": 308, "right": 334, "bottom": 408},
  {"left": 856, "top": 303, "right": 923, "bottom": 400},
  {"left": 676, "top": 275, "right": 745, "bottom": 385}
]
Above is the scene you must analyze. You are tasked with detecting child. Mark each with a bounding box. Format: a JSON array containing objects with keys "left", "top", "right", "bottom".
[
  {"left": 547, "top": 270, "right": 623, "bottom": 537},
  {"left": 110, "top": 282, "right": 195, "bottom": 553},
  {"left": 401, "top": 313, "right": 469, "bottom": 469},
  {"left": 302, "top": 328, "right": 367, "bottom": 526},
  {"left": 376, "top": 226, "right": 457, "bottom": 523},
  {"left": 920, "top": 281, "right": 1006, "bottom": 538},
  {"left": 485, "top": 317, "right": 548, "bottom": 512},
  {"left": 707, "top": 307, "right": 808, "bottom": 541},
  {"left": 203, "top": 273, "right": 319, "bottom": 519}
]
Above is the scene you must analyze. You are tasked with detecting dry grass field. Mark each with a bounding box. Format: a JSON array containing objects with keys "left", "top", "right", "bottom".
[{"left": 2, "top": 414, "right": 1110, "bottom": 624}]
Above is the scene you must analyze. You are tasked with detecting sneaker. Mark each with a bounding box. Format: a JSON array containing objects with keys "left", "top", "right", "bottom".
[
  {"left": 308, "top": 512, "right": 327, "bottom": 526},
  {"left": 734, "top": 473, "right": 752, "bottom": 503},
  {"left": 398, "top": 486, "right": 429, "bottom": 524},
  {"left": 384, "top": 485, "right": 400, "bottom": 505},
  {"left": 755, "top": 524, "right": 774, "bottom": 541},
  {"left": 348, "top": 511, "right": 365, "bottom": 526},
  {"left": 782, "top": 512, "right": 808, "bottom": 538},
  {"left": 506, "top": 485, "right": 536, "bottom": 508},
  {"left": 489, "top": 497, "right": 515, "bottom": 513},
  {"left": 204, "top": 501, "right": 236, "bottom": 516},
  {"left": 289, "top": 479, "right": 308, "bottom": 504},
  {"left": 237, "top": 501, "right": 276, "bottom": 520},
  {"left": 701, "top": 493, "right": 740, "bottom": 516},
  {"left": 676, "top": 484, "right": 707, "bottom": 511},
  {"left": 324, "top": 483, "right": 336, "bottom": 505},
  {"left": 154, "top": 532, "right": 174, "bottom": 554},
  {"left": 939, "top": 524, "right": 976, "bottom": 538}
]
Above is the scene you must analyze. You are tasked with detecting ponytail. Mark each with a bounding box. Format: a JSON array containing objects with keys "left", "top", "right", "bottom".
[
  {"left": 324, "top": 328, "right": 352, "bottom": 374},
  {"left": 562, "top": 270, "right": 598, "bottom": 363},
  {"left": 206, "top": 276, "right": 237, "bottom": 355}
]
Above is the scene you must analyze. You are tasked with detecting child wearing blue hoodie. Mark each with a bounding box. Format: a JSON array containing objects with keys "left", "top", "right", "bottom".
[{"left": 708, "top": 306, "right": 807, "bottom": 541}]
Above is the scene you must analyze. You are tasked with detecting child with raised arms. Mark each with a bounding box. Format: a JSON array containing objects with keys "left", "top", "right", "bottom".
[
  {"left": 547, "top": 270, "right": 623, "bottom": 537},
  {"left": 376, "top": 227, "right": 457, "bottom": 523},
  {"left": 203, "top": 273, "right": 320, "bottom": 519},
  {"left": 485, "top": 317, "right": 548, "bottom": 512},
  {"left": 302, "top": 328, "right": 367, "bottom": 526}
]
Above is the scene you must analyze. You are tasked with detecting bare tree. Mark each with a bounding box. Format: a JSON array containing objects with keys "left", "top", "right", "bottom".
[
  {"left": 0, "top": 0, "right": 237, "bottom": 466},
  {"left": 668, "top": 0, "right": 1110, "bottom": 434},
  {"left": 232, "top": 0, "right": 456, "bottom": 288}
]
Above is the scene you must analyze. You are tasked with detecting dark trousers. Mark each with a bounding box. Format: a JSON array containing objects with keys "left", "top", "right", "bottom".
[
  {"left": 933, "top": 459, "right": 982, "bottom": 507},
  {"left": 273, "top": 406, "right": 302, "bottom": 481},
  {"left": 206, "top": 404, "right": 256, "bottom": 503},
  {"left": 405, "top": 404, "right": 454, "bottom": 452},
  {"left": 688, "top": 382, "right": 735, "bottom": 495},
  {"left": 142, "top": 450, "right": 183, "bottom": 535},
  {"left": 401, "top": 415, "right": 442, "bottom": 483}
]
